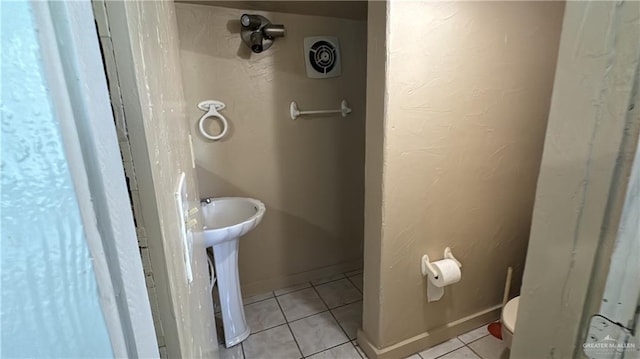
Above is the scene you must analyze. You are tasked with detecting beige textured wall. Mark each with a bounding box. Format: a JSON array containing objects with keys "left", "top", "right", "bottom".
[
  {"left": 175, "top": 3, "right": 367, "bottom": 294},
  {"left": 104, "top": 1, "right": 218, "bottom": 357},
  {"left": 176, "top": 1, "right": 368, "bottom": 20},
  {"left": 512, "top": 1, "right": 640, "bottom": 357},
  {"left": 360, "top": 2, "right": 564, "bottom": 356},
  {"left": 361, "top": 1, "right": 386, "bottom": 350}
]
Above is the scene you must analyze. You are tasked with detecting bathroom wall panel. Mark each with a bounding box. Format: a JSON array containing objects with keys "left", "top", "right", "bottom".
[
  {"left": 361, "top": 1, "right": 565, "bottom": 356},
  {"left": 103, "top": 1, "right": 218, "bottom": 357},
  {"left": 175, "top": 4, "right": 366, "bottom": 293}
]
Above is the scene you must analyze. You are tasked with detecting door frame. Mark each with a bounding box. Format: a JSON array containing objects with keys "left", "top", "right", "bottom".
[
  {"left": 31, "top": 1, "right": 159, "bottom": 357},
  {"left": 511, "top": 1, "right": 640, "bottom": 357}
]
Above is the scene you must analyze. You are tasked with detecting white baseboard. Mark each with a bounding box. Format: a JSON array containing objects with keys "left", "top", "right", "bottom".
[{"left": 357, "top": 304, "right": 502, "bottom": 359}]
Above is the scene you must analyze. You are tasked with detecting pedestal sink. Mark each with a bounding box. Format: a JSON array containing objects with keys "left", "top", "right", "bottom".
[{"left": 201, "top": 197, "right": 265, "bottom": 347}]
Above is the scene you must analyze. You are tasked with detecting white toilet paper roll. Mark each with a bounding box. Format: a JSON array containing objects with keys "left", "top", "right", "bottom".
[{"left": 427, "top": 259, "right": 462, "bottom": 302}]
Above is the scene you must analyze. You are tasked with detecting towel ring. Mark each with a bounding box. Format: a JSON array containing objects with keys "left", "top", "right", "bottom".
[{"left": 198, "top": 100, "right": 229, "bottom": 141}]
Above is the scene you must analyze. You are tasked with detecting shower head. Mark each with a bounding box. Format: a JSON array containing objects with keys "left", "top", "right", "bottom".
[
  {"left": 240, "top": 14, "right": 261, "bottom": 30},
  {"left": 240, "top": 14, "right": 286, "bottom": 54}
]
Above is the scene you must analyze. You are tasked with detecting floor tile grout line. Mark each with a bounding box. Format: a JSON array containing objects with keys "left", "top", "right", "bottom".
[
  {"left": 465, "top": 343, "right": 484, "bottom": 359},
  {"left": 283, "top": 299, "right": 363, "bottom": 325},
  {"left": 285, "top": 322, "right": 305, "bottom": 359},
  {"left": 428, "top": 341, "right": 466, "bottom": 359},
  {"left": 302, "top": 339, "right": 353, "bottom": 358},
  {"left": 232, "top": 299, "right": 291, "bottom": 353},
  {"left": 272, "top": 296, "right": 304, "bottom": 358},
  {"left": 462, "top": 333, "right": 490, "bottom": 346},
  {"left": 276, "top": 287, "right": 329, "bottom": 323},
  {"left": 310, "top": 285, "right": 354, "bottom": 342},
  {"left": 244, "top": 323, "right": 303, "bottom": 358},
  {"left": 346, "top": 276, "right": 363, "bottom": 294},
  {"left": 310, "top": 274, "right": 347, "bottom": 287},
  {"left": 243, "top": 296, "right": 275, "bottom": 307},
  {"left": 274, "top": 283, "right": 312, "bottom": 297},
  {"left": 226, "top": 310, "right": 364, "bottom": 348},
  {"left": 340, "top": 324, "right": 490, "bottom": 359},
  {"left": 286, "top": 308, "right": 329, "bottom": 324},
  {"left": 429, "top": 339, "right": 491, "bottom": 359},
  {"left": 243, "top": 318, "right": 287, "bottom": 337},
  {"left": 311, "top": 275, "right": 362, "bottom": 311},
  {"left": 242, "top": 293, "right": 276, "bottom": 306},
  {"left": 240, "top": 341, "right": 247, "bottom": 359},
  {"left": 345, "top": 272, "right": 363, "bottom": 277},
  {"left": 327, "top": 299, "right": 363, "bottom": 312},
  {"left": 412, "top": 326, "right": 495, "bottom": 359},
  {"left": 240, "top": 296, "right": 287, "bottom": 336},
  {"left": 351, "top": 340, "right": 365, "bottom": 359},
  {"left": 275, "top": 270, "right": 363, "bottom": 296},
  {"left": 312, "top": 276, "right": 361, "bottom": 294}
]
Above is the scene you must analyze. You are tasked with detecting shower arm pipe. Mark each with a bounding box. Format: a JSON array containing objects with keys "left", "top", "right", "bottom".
[{"left": 290, "top": 99, "right": 352, "bottom": 120}]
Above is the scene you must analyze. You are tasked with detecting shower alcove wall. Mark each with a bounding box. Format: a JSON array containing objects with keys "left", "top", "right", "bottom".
[{"left": 174, "top": 1, "right": 368, "bottom": 296}]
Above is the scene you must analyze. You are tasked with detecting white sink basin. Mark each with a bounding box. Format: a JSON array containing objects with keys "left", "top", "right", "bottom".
[
  {"left": 201, "top": 197, "right": 266, "bottom": 247},
  {"left": 201, "top": 196, "right": 266, "bottom": 347}
]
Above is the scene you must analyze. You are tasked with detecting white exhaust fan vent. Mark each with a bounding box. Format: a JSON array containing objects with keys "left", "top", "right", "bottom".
[{"left": 304, "top": 36, "right": 341, "bottom": 79}]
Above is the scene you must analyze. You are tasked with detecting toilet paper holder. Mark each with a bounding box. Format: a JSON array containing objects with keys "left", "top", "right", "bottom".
[{"left": 421, "top": 247, "right": 462, "bottom": 279}]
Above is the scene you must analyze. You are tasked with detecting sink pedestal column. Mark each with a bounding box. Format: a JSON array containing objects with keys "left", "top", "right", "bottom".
[{"left": 212, "top": 237, "right": 250, "bottom": 347}]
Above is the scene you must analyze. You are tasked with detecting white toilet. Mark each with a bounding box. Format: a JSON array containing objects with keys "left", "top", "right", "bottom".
[{"left": 501, "top": 296, "right": 519, "bottom": 348}]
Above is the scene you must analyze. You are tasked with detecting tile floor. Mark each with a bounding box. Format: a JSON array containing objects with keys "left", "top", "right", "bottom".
[
  {"left": 215, "top": 269, "right": 508, "bottom": 359},
  {"left": 415, "top": 326, "right": 509, "bottom": 359}
]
